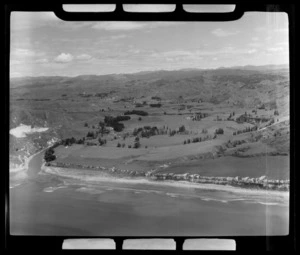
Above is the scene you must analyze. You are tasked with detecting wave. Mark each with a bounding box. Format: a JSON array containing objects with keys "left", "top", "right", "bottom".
[
  {"left": 76, "top": 187, "right": 106, "bottom": 195},
  {"left": 41, "top": 165, "right": 289, "bottom": 206},
  {"left": 43, "top": 185, "right": 67, "bottom": 193},
  {"left": 10, "top": 183, "right": 22, "bottom": 189}
]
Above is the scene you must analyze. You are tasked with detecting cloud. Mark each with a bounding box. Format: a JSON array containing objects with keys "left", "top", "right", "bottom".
[
  {"left": 247, "top": 49, "right": 257, "bottom": 54},
  {"left": 109, "top": 34, "right": 128, "bottom": 40},
  {"left": 76, "top": 54, "right": 92, "bottom": 61},
  {"left": 11, "top": 48, "right": 36, "bottom": 57},
  {"left": 267, "top": 47, "right": 284, "bottom": 52},
  {"left": 211, "top": 28, "right": 239, "bottom": 37},
  {"left": 54, "top": 53, "right": 74, "bottom": 63},
  {"left": 10, "top": 48, "right": 46, "bottom": 64},
  {"left": 247, "top": 42, "right": 262, "bottom": 48},
  {"left": 35, "top": 58, "right": 49, "bottom": 63}
]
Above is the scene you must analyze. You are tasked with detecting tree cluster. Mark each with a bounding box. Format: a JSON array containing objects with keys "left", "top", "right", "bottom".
[
  {"left": 44, "top": 147, "right": 56, "bottom": 162},
  {"left": 233, "top": 126, "right": 258, "bottom": 135},
  {"left": 104, "top": 116, "right": 125, "bottom": 132},
  {"left": 183, "top": 135, "right": 213, "bottom": 145},
  {"left": 225, "top": 139, "right": 247, "bottom": 148}
]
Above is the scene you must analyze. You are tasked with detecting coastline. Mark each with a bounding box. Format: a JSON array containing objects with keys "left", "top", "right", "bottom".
[
  {"left": 41, "top": 163, "right": 290, "bottom": 197},
  {"left": 9, "top": 145, "right": 56, "bottom": 188}
]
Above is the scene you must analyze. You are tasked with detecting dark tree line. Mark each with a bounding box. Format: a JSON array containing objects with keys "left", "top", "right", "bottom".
[
  {"left": 233, "top": 126, "right": 258, "bottom": 135},
  {"left": 183, "top": 135, "right": 214, "bottom": 145},
  {"left": 124, "top": 110, "right": 148, "bottom": 116},
  {"left": 149, "top": 103, "right": 162, "bottom": 108},
  {"left": 104, "top": 116, "right": 126, "bottom": 132}
]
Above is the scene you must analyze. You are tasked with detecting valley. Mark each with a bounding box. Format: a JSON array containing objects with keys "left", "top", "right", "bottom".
[{"left": 10, "top": 66, "right": 290, "bottom": 191}]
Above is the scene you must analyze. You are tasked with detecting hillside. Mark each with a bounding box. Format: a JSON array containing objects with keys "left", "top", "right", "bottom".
[{"left": 9, "top": 65, "right": 290, "bottom": 171}]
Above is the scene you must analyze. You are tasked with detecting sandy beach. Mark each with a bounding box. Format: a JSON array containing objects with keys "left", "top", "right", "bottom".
[{"left": 9, "top": 150, "right": 289, "bottom": 236}]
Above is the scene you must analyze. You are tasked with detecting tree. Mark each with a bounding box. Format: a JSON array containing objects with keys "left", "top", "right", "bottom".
[
  {"left": 215, "top": 128, "right": 224, "bottom": 135},
  {"left": 138, "top": 117, "right": 142, "bottom": 121},
  {"left": 178, "top": 125, "right": 186, "bottom": 133},
  {"left": 44, "top": 147, "right": 56, "bottom": 162},
  {"left": 117, "top": 142, "right": 121, "bottom": 147},
  {"left": 84, "top": 122, "right": 88, "bottom": 127},
  {"left": 98, "top": 138, "right": 106, "bottom": 146},
  {"left": 134, "top": 141, "right": 141, "bottom": 148}
]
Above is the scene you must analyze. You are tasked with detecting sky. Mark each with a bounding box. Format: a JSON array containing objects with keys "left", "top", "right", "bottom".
[{"left": 10, "top": 10, "right": 289, "bottom": 77}]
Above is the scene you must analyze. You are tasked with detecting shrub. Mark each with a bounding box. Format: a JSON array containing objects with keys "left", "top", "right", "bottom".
[
  {"left": 134, "top": 141, "right": 141, "bottom": 149},
  {"left": 192, "top": 137, "right": 200, "bottom": 143},
  {"left": 98, "top": 138, "right": 106, "bottom": 146},
  {"left": 149, "top": 103, "right": 162, "bottom": 108},
  {"left": 169, "top": 130, "right": 176, "bottom": 136},
  {"left": 128, "top": 145, "right": 132, "bottom": 148},
  {"left": 124, "top": 110, "right": 148, "bottom": 116},
  {"left": 178, "top": 125, "right": 186, "bottom": 133},
  {"left": 215, "top": 128, "right": 224, "bottom": 135},
  {"left": 117, "top": 142, "right": 121, "bottom": 147},
  {"left": 44, "top": 147, "right": 56, "bottom": 162}
]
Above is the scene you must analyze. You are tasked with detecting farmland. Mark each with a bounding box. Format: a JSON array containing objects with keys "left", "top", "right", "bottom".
[{"left": 10, "top": 66, "right": 290, "bottom": 189}]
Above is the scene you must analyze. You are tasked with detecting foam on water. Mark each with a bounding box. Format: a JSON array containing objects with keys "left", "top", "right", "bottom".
[
  {"left": 76, "top": 187, "right": 106, "bottom": 195},
  {"left": 41, "top": 165, "right": 289, "bottom": 206},
  {"left": 43, "top": 186, "right": 67, "bottom": 193}
]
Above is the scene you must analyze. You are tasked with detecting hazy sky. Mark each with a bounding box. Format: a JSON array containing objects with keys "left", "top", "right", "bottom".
[{"left": 10, "top": 11, "right": 289, "bottom": 77}]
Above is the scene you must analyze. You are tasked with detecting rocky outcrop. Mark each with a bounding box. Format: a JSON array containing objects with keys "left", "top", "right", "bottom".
[{"left": 47, "top": 161, "right": 289, "bottom": 191}]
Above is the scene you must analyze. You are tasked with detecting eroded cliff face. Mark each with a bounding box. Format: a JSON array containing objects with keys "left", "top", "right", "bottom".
[
  {"left": 46, "top": 161, "right": 289, "bottom": 191},
  {"left": 9, "top": 127, "right": 59, "bottom": 172}
]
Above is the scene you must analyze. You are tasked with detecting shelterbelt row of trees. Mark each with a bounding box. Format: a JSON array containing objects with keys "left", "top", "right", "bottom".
[{"left": 44, "top": 137, "right": 86, "bottom": 162}]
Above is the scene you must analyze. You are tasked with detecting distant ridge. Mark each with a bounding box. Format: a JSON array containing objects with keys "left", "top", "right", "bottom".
[
  {"left": 218, "top": 64, "right": 289, "bottom": 71},
  {"left": 10, "top": 64, "right": 289, "bottom": 82}
]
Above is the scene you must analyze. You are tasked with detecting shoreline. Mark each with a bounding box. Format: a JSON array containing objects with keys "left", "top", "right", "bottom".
[
  {"left": 10, "top": 146, "right": 52, "bottom": 174},
  {"left": 42, "top": 163, "right": 290, "bottom": 196}
]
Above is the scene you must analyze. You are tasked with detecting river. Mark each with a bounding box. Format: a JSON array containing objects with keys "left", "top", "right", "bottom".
[{"left": 9, "top": 150, "right": 289, "bottom": 236}]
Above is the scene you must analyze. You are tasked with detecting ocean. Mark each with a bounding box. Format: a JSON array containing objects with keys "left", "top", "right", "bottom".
[{"left": 9, "top": 151, "right": 289, "bottom": 236}]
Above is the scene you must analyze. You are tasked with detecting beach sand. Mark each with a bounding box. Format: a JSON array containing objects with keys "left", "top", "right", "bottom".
[{"left": 9, "top": 150, "right": 289, "bottom": 236}]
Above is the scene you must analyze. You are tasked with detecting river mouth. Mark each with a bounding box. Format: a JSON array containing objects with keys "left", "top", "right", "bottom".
[{"left": 9, "top": 150, "right": 289, "bottom": 236}]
